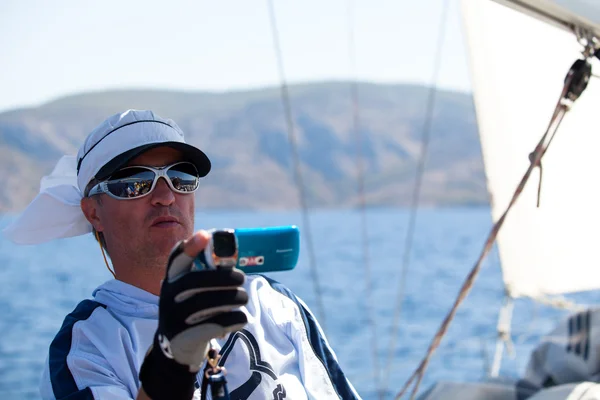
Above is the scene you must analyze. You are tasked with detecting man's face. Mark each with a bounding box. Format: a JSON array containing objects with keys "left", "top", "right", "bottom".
[{"left": 91, "top": 147, "right": 196, "bottom": 268}]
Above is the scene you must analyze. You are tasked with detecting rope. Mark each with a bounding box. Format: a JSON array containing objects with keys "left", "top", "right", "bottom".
[
  {"left": 346, "top": 0, "right": 380, "bottom": 392},
  {"left": 266, "top": 0, "right": 327, "bottom": 329},
  {"left": 381, "top": 0, "right": 450, "bottom": 396},
  {"left": 394, "top": 61, "right": 583, "bottom": 399},
  {"left": 96, "top": 231, "right": 116, "bottom": 278}
]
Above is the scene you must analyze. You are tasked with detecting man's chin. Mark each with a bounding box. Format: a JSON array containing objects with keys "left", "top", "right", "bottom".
[{"left": 148, "top": 227, "right": 190, "bottom": 251}]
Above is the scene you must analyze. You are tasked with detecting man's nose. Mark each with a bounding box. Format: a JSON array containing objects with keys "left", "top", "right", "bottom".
[{"left": 150, "top": 177, "right": 175, "bottom": 206}]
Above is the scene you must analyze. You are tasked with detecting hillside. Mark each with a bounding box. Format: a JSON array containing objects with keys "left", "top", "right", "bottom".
[{"left": 0, "top": 81, "right": 488, "bottom": 212}]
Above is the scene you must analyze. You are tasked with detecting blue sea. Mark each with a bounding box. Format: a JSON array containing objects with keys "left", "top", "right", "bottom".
[{"left": 0, "top": 207, "right": 597, "bottom": 399}]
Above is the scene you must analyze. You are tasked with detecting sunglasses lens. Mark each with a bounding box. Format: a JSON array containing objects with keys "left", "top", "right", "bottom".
[
  {"left": 167, "top": 163, "right": 199, "bottom": 192},
  {"left": 106, "top": 168, "right": 155, "bottom": 198},
  {"left": 101, "top": 163, "right": 199, "bottom": 199}
]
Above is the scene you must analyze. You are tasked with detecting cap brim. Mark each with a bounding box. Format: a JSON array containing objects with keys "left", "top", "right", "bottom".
[{"left": 95, "top": 142, "right": 211, "bottom": 180}]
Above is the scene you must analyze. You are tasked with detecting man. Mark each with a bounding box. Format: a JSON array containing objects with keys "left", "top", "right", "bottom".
[{"left": 3, "top": 110, "right": 360, "bottom": 400}]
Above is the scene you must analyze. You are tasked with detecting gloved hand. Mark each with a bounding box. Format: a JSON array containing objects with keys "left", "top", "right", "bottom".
[{"left": 139, "top": 231, "right": 249, "bottom": 400}]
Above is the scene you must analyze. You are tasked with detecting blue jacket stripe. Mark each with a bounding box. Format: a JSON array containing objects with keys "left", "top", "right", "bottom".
[{"left": 49, "top": 299, "right": 105, "bottom": 399}]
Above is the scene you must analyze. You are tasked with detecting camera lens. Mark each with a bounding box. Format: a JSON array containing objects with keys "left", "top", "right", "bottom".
[{"left": 212, "top": 231, "right": 236, "bottom": 257}]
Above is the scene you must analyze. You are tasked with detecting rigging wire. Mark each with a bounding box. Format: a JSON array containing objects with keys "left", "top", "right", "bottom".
[
  {"left": 381, "top": 0, "right": 451, "bottom": 396},
  {"left": 395, "top": 53, "right": 593, "bottom": 399},
  {"left": 346, "top": 0, "right": 381, "bottom": 393},
  {"left": 266, "top": 0, "right": 327, "bottom": 329}
]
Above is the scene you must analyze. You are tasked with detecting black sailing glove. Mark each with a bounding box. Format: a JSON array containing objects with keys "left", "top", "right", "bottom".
[{"left": 139, "top": 238, "right": 249, "bottom": 400}]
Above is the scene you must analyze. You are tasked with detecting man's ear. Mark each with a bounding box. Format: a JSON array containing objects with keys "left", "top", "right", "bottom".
[{"left": 81, "top": 197, "right": 104, "bottom": 232}]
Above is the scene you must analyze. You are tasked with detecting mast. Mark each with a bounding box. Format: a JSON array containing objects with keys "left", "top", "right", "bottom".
[{"left": 490, "top": 0, "right": 600, "bottom": 37}]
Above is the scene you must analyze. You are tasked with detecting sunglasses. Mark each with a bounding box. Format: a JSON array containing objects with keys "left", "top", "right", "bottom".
[{"left": 87, "top": 162, "right": 200, "bottom": 200}]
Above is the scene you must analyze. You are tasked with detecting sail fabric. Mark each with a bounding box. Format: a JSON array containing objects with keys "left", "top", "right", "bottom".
[{"left": 461, "top": 0, "right": 600, "bottom": 298}]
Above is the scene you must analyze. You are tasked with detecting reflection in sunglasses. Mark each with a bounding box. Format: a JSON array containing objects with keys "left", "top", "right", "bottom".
[{"left": 88, "top": 162, "right": 200, "bottom": 200}]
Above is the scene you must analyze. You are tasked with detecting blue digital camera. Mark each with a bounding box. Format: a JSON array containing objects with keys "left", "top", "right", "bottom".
[{"left": 194, "top": 225, "right": 300, "bottom": 274}]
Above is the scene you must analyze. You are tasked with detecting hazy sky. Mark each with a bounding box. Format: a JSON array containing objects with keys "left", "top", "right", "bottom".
[{"left": 1, "top": 0, "right": 472, "bottom": 112}]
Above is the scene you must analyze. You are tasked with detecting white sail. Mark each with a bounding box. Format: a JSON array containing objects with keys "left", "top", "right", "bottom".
[{"left": 461, "top": 0, "right": 600, "bottom": 298}]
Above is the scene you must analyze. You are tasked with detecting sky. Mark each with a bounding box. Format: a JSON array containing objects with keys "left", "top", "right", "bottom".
[{"left": 0, "top": 0, "right": 472, "bottom": 113}]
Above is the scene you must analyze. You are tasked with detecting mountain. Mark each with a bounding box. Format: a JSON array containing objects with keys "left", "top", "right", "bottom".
[{"left": 0, "top": 81, "right": 488, "bottom": 212}]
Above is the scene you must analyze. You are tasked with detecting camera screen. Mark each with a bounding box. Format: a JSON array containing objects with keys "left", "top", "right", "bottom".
[{"left": 213, "top": 231, "right": 236, "bottom": 257}]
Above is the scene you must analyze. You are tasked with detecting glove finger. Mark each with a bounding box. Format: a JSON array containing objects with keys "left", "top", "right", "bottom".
[
  {"left": 165, "top": 231, "right": 212, "bottom": 282},
  {"left": 165, "top": 240, "right": 195, "bottom": 281},
  {"left": 170, "top": 311, "right": 248, "bottom": 366},
  {"left": 197, "top": 310, "right": 249, "bottom": 330},
  {"left": 170, "top": 268, "right": 245, "bottom": 301},
  {"left": 176, "top": 288, "right": 249, "bottom": 324}
]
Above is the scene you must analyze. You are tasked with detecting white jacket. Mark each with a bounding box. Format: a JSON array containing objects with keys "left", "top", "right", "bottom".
[{"left": 40, "top": 275, "right": 360, "bottom": 399}]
